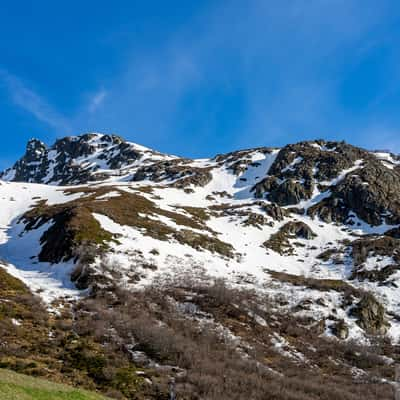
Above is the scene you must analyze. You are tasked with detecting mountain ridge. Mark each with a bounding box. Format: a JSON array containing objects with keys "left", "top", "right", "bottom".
[{"left": 1, "top": 132, "right": 400, "bottom": 398}]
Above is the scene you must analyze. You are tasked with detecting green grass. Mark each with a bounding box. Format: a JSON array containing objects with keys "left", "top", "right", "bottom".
[{"left": 0, "top": 369, "right": 110, "bottom": 400}]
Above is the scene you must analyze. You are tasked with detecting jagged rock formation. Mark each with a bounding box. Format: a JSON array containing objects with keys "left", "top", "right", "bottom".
[
  {"left": 264, "top": 221, "right": 316, "bottom": 254},
  {"left": 1, "top": 133, "right": 173, "bottom": 185}
]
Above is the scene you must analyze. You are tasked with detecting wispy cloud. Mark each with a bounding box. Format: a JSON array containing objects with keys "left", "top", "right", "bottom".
[
  {"left": 0, "top": 69, "right": 71, "bottom": 134},
  {"left": 2, "top": 1, "right": 400, "bottom": 157},
  {"left": 88, "top": 89, "right": 107, "bottom": 113}
]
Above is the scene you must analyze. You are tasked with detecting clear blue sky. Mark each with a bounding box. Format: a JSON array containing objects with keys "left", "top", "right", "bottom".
[{"left": 2, "top": 1, "right": 400, "bottom": 168}]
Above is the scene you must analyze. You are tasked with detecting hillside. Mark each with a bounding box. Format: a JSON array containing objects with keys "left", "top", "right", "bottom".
[{"left": 0, "top": 133, "right": 400, "bottom": 398}]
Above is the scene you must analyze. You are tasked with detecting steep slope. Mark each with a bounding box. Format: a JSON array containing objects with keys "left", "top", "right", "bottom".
[
  {"left": 1, "top": 133, "right": 400, "bottom": 398},
  {"left": 1, "top": 135, "right": 400, "bottom": 338}
]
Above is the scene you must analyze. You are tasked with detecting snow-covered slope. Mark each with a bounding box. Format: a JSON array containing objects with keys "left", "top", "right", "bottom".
[
  {"left": 1, "top": 134, "right": 400, "bottom": 342},
  {"left": 0, "top": 181, "right": 82, "bottom": 302}
]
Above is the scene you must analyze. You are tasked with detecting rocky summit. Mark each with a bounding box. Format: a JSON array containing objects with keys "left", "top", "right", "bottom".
[{"left": 0, "top": 133, "right": 400, "bottom": 399}]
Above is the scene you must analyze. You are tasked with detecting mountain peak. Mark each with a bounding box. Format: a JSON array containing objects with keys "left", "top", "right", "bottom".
[
  {"left": 26, "top": 137, "right": 47, "bottom": 150},
  {"left": 1, "top": 132, "right": 172, "bottom": 185}
]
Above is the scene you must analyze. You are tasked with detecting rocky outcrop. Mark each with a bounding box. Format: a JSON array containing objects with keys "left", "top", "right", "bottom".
[
  {"left": 351, "top": 264, "right": 398, "bottom": 283},
  {"left": 334, "top": 161, "right": 400, "bottom": 226},
  {"left": 2, "top": 139, "right": 49, "bottom": 182},
  {"left": 242, "top": 213, "right": 270, "bottom": 229},
  {"left": 351, "top": 236, "right": 400, "bottom": 266},
  {"left": 264, "top": 221, "right": 316, "bottom": 254},
  {"left": 253, "top": 140, "right": 368, "bottom": 204},
  {"left": 261, "top": 203, "right": 288, "bottom": 221},
  {"left": 331, "top": 319, "right": 349, "bottom": 339},
  {"left": 350, "top": 293, "right": 389, "bottom": 335},
  {"left": 214, "top": 147, "right": 273, "bottom": 175},
  {"left": 267, "top": 141, "right": 366, "bottom": 182},
  {"left": 349, "top": 236, "right": 400, "bottom": 283},
  {"left": 254, "top": 176, "right": 311, "bottom": 206},
  {"left": 307, "top": 196, "right": 350, "bottom": 224},
  {"left": 250, "top": 140, "right": 400, "bottom": 227},
  {"left": 308, "top": 159, "right": 400, "bottom": 226},
  {"left": 133, "top": 159, "right": 213, "bottom": 187},
  {"left": 1, "top": 133, "right": 161, "bottom": 185}
]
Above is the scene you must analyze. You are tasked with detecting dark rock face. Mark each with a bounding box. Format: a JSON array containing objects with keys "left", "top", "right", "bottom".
[
  {"left": 268, "top": 140, "right": 366, "bottom": 181},
  {"left": 264, "top": 221, "right": 316, "bottom": 254},
  {"left": 253, "top": 140, "right": 367, "bottom": 205},
  {"left": 331, "top": 319, "right": 349, "bottom": 339},
  {"left": 334, "top": 162, "right": 400, "bottom": 226},
  {"left": 214, "top": 147, "right": 274, "bottom": 175},
  {"left": 283, "top": 221, "right": 316, "bottom": 240},
  {"left": 350, "top": 294, "right": 389, "bottom": 335},
  {"left": 251, "top": 140, "right": 400, "bottom": 227},
  {"left": 133, "top": 159, "right": 213, "bottom": 188},
  {"left": 349, "top": 236, "right": 400, "bottom": 283},
  {"left": 351, "top": 236, "right": 400, "bottom": 266},
  {"left": 261, "top": 204, "right": 288, "bottom": 221},
  {"left": 307, "top": 197, "right": 350, "bottom": 224},
  {"left": 268, "top": 179, "right": 309, "bottom": 206},
  {"left": 2, "top": 134, "right": 144, "bottom": 185},
  {"left": 3, "top": 139, "right": 49, "bottom": 183},
  {"left": 48, "top": 134, "right": 143, "bottom": 185}
]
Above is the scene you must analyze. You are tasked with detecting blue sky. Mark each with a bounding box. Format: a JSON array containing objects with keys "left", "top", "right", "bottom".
[{"left": 2, "top": 1, "right": 400, "bottom": 168}]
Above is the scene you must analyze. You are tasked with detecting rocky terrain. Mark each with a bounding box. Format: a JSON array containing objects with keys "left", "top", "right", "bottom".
[{"left": 1, "top": 133, "right": 400, "bottom": 399}]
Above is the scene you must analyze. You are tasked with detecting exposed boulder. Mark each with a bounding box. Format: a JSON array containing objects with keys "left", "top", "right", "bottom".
[
  {"left": 269, "top": 179, "right": 311, "bottom": 206},
  {"left": 264, "top": 221, "right": 316, "bottom": 254},
  {"left": 283, "top": 221, "right": 316, "bottom": 240},
  {"left": 262, "top": 203, "right": 288, "bottom": 221},
  {"left": 253, "top": 177, "right": 311, "bottom": 206},
  {"left": 350, "top": 293, "right": 389, "bottom": 335},
  {"left": 331, "top": 319, "right": 349, "bottom": 340},
  {"left": 242, "top": 213, "right": 270, "bottom": 229},
  {"left": 307, "top": 196, "right": 350, "bottom": 224}
]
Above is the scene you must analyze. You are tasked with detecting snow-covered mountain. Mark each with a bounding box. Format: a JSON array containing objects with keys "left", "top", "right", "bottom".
[
  {"left": 1, "top": 133, "right": 400, "bottom": 396},
  {"left": 1, "top": 134, "right": 400, "bottom": 335},
  {"left": 1, "top": 133, "right": 175, "bottom": 185}
]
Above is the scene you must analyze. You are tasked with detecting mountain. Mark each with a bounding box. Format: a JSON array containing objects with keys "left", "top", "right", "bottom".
[
  {"left": 1, "top": 133, "right": 175, "bottom": 185},
  {"left": 0, "top": 133, "right": 399, "bottom": 399}
]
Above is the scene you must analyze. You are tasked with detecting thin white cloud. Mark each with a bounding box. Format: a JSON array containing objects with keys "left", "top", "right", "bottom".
[
  {"left": 0, "top": 69, "right": 71, "bottom": 133},
  {"left": 88, "top": 89, "right": 107, "bottom": 113}
]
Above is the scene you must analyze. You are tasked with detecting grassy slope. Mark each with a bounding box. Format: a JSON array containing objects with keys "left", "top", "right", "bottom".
[{"left": 0, "top": 369, "right": 109, "bottom": 400}]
